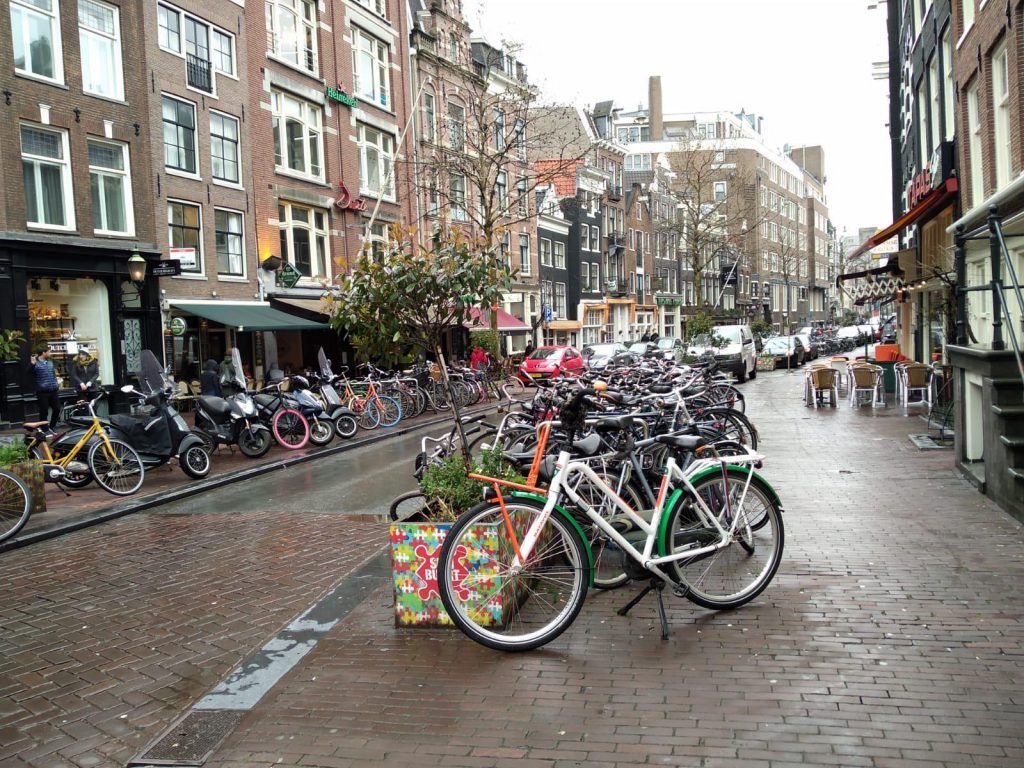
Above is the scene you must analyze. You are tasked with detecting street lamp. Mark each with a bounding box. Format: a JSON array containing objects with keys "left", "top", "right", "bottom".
[{"left": 127, "top": 248, "right": 147, "bottom": 284}]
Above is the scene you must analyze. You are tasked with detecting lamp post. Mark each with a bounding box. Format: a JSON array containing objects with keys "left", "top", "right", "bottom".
[{"left": 127, "top": 248, "right": 147, "bottom": 284}]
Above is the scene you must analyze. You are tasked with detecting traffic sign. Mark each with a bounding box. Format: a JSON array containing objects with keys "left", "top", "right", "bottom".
[{"left": 279, "top": 262, "right": 302, "bottom": 289}]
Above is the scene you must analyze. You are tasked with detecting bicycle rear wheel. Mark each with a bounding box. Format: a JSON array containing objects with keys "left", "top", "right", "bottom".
[
  {"left": 0, "top": 469, "right": 32, "bottom": 543},
  {"left": 375, "top": 395, "right": 402, "bottom": 427},
  {"left": 353, "top": 399, "right": 380, "bottom": 430},
  {"left": 273, "top": 408, "right": 310, "bottom": 449},
  {"left": 87, "top": 439, "right": 145, "bottom": 496},
  {"left": 438, "top": 498, "right": 589, "bottom": 651},
  {"left": 662, "top": 469, "right": 783, "bottom": 610}
]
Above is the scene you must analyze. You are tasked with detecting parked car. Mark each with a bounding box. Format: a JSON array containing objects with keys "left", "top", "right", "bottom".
[
  {"left": 518, "top": 345, "right": 585, "bottom": 382},
  {"left": 655, "top": 337, "right": 686, "bottom": 363},
  {"left": 836, "top": 325, "right": 864, "bottom": 350},
  {"left": 687, "top": 324, "right": 758, "bottom": 382},
  {"left": 761, "top": 335, "right": 806, "bottom": 368},
  {"left": 582, "top": 343, "right": 628, "bottom": 371},
  {"left": 794, "top": 333, "right": 819, "bottom": 360}
]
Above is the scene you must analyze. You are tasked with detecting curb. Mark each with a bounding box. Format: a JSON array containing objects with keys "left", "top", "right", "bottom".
[{"left": 1, "top": 404, "right": 498, "bottom": 553}]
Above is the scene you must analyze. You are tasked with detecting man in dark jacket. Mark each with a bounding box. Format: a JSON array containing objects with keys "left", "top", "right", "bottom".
[
  {"left": 200, "top": 359, "right": 222, "bottom": 397},
  {"left": 69, "top": 349, "right": 100, "bottom": 398},
  {"left": 29, "top": 347, "right": 61, "bottom": 428}
]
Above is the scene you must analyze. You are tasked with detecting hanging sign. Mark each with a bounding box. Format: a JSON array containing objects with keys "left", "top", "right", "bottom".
[
  {"left": 280, "top": 262, "right": 303, "bottom": 289},
  {"left": 170, "top": 247, "right": 197, "bottom": 270},
  {"left": 335, "top": 182, "right": 368, "bottom": 212},
  {"left": 326, "top": 85, "right": 358, "bottom": 108},
  {"left": 169, "top": 317, "right": 187, "bottom": 336},
  {"left": 150, "top": 260, "right": 182, "bottom": 277}
]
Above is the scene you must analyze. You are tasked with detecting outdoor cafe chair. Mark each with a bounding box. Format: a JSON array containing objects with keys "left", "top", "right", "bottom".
[
  {"left": 849, "top": 363, "right": 883, "bottom": 408},
  {"left": 807, "top": 366, "right": 839, "bottom": 408},
  {"left": 830, "top": 356, "right": 850, "bottom": 395},
  {"left": 898, "top": 362, "right": 933, "bottom": 414}
]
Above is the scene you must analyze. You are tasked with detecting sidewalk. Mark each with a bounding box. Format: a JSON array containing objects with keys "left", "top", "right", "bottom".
[{"left": 203, "top": 369, "right": 1024, "bottom": 768}]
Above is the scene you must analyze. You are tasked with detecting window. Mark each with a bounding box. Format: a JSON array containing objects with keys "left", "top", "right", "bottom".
[
  {"left": 210, "top": 112, "right": 240, "bottom": 184},
  {"left": 422, "top": 92, "right": 435, "bottom": 142},
  {"left": 540, "top": 238, "right": 552, "bottom": 266},
  {"left": 515, "top": 119, "right": 526, "bottom": 161},
  {"left": 771, "top": 252, "right": 778, "bottom": 272},
  {"left": 271, "top": 90, "right": 322, "bottom": 180},
  {"left": 991, "top": 40, "right": 1011, "bottom": 189},
  {"left": 713, "top": 181, "right": 727, "bottom": 202},
  {"left": 580, "top": 225, "right": 589, "bottom": 251},
  {"left": 591, "top": 262, "right": 600, "bottom": 291},
  {"left": 21, "top": 124, "right": 73, "bottom": 229},
  {"left": 449, "top": 32, "right": 458, "bottom": 61},
  {"left": 942, "top": 27, "right": 954, "bottom": 141},
  {"left": 961, "top": 0, "right": 974, "bottom": 31},
  {"left": 11, "top": 0, "right": 63, "bottom": 83},
  {"left": 580, "top": 262, "right": 591, "bottom": 290},
  {"left": 967, "top": 80, "right": 984, "bottom": 206},
  {"left": 494, "top": 108, "right": 505, "bottom": 151},
  {"left": 88, "top": 139, "right": 132, "bottom": 235},
  {"left": 265, "top": 0, "right": 318, "bottom": 74},
  {"left": 211, "top": 28, "right": 234, "bottom": 76},
  {"left": 353, "top": 28, "right": 390, "bottom": 108},
  {"left": 554, "top": 283, "right": 566, "bottom": 316},
  {"left": 168, "top": 201, "right": 202, "bottom": 274},
  {"left": 517, "top": 177, "right": 527, "bottom": 217},
  {"left": 158, "top": 4, "right": 180, "bottom": 52},
  {"left": 518, "top": 234, "right": 530, "bottom": 275},
  {"left": 278, "top": 202, "right": 330, "bottom": 279},
  {"left": 625, "top": 154, "right": 652, "bottom": 171},
  {"left": 554, "top": 241, "right": 565, "bottom": 269},
  {"left": 448, "top": 103, "right": 465, "bottom": 151},
  {"left": 590, "top": 225, "right": 599, "bottom": 252},
  {"left": 353, "top": 0, "right": 387, "bottom": 17},
  {"left": 358, "top": 124, "right": 395, "bottom": 198},
  {"left": 450, "top": 174, "right": 468, "bottom": 221},
  {"left": 928, "top": 56, "right": 940, "bottom": 155},
  {"left": 495, "top": 171, "right": 507, "bottom": 211},
  {"left": 78, "top": 0, "right": 123, "bottom": 99},
  {"left": 500, "top": 231, "right": 511, "bottom": 266},
  {"left": 162, "top": 95, "right": 197, "bottom": 174},
  {"left": 916, "top": 80, "right": 928, "bottom": 168},
  {"left": 215, "top": 209, "right": 244, "bottom": 277},
  {"left": 751, "top": 281, "right": 759, "bottom": 298}
]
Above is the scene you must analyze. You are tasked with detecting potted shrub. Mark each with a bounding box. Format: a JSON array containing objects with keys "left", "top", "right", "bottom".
[
  {"left": 389, "top": 447, "right": 522, "bottom": 628},
  {"left": 0, "top": 330, "right": 25, "bottom": 425},
  {"left": 0, "top": 441, "right": 46, "bottom": 514}
]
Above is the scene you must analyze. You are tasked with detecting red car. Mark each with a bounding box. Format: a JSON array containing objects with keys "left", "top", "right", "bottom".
[{"left": 518, "top": 346, "right": 585, "bottom": 383}]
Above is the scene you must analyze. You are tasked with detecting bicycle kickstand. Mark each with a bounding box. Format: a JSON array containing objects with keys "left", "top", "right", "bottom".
[{"left": 616, "top": 579, "right": 671, "bottom": 641}]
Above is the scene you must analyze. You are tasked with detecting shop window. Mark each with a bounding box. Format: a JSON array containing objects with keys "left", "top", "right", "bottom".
[
  {"left": 79, "top": 0, "right": 123, "bottom": 100},
  {"left": 210, "top": 111, "right": 240, "bottom": 184},
  {"left": 271, "top": 90, "right": 322, "bottom": 180},
  {"left": 162, "top": 94, "right": 197, "bottom": 175},
  {"left": 168, "top": 200, "right": 203, "bottom": 274},
  {"left": 28, "top": 277, "right": 114, "bottom": 388},
  {"left": 21, "top": 124, "right": 74, "bottom": 230},
  {"left": 278, "top": 201, "right": 330, "bottom": 280},
  {"left": 88, "top": 138, "right": 133, "bottom": 235},
  {"left": 215, "top": 208, "right": 244, "bottom": 277},
  {"left": 11, "top": 0, "right": 64, "bottom": 83}
]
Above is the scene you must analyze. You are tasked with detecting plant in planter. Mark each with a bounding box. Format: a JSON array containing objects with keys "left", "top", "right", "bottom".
[
  {"left": 0, "top": 330, "right": 25, "bottom": 362},
  {"left": 390, "top": 448, "right": 522, "bottom": 627},
  {"left": 0, "top": 440, "right": 46, "bottom": 515}
]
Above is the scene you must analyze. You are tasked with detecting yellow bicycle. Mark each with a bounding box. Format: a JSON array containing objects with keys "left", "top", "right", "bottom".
[{"left": 23, "top": 394, "right": 145, "bottom": 496}]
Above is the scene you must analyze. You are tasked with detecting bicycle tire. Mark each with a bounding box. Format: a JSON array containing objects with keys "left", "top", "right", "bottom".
[
  {"left": 375, "top": 395, "right": 402, "bottom": 427},
  {"left": 31, "top": 445, "right": 92, "bottom": 488},
  {"left": 438, "top": 497, "right": 589, "bottom": 652},
  {"left": 352, "top": 398, "right": 380, "bottom": 430},
  {"left": 0, "top": 469, "right": 32, "bottom": 544},
  {"left": 389, "top": 490, "right": 428, "bottom": 521},
  {"left": 272, "top": 408, "right": 310, "bottom": 449},
  {"left": 661, "top": 469, "right": 783, "bottom": 610},
  {"left": 571, "top": 473, "right": 647, "bottom": 590},
  {"left": 87, "top": 439, "right": 145, "bottom": 496}
]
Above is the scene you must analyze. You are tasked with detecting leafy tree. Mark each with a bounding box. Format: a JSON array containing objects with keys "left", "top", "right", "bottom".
[
  {"left": 750, "top": 318, "right": 772, "bottom": 339},
  {"left": 327, "top": 224, "right": 514, "bottom": 365}
]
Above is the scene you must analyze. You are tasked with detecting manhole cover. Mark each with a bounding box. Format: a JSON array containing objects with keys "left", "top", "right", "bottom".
[{"left": 128, "top": 710, "right": 243, "bottom": 766}]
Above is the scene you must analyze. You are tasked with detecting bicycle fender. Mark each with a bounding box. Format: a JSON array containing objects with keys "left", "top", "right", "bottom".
[{"left": 509, "top": 491, "right": 595, "bottom": 586}]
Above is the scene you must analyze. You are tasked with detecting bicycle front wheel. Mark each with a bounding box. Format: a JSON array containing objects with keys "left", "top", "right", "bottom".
[
  {"left": 87, "top": 439, "right": 145, "bottom": 496},
  {"left": 273, "top": 409, "right": 309, "bottom": 449},
  {"left": 0, "top": 469, "right": 32, "bottom": 543},
  {"left": 438, "top": 498, "right": 589, "bottom": 651},
  {"left": 375, "top": 395, "right": 402, "bottom": 427},
  {"left": 662, "top": 469, "right": 783, "bottom": 610}
]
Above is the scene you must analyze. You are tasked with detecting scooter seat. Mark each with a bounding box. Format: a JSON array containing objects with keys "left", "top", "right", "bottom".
[
  {"left": 253, "top": 394, "right": 276, "bottom": 408},
  {"left": 198, "top": 396, "right": 232, "bottom": 417}
]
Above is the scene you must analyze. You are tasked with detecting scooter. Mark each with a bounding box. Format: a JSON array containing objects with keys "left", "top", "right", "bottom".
[
  {"left": 112, "top": 350, "right": 212, "bottom": 479},
  {"left": 312, "top": 348, "right": 359, "bottom": 439},
  {"left": 193, "top": 347, "right": 273, "bottom": 458},
  {"left": 288, "top": 375, "right": 336, "bottom": 447}
]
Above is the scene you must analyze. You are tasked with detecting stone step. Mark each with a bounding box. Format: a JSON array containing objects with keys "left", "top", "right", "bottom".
[
  {"left": 991, "top": 404, "right": 1024, "bottom": 418},
  {"left": 991, "top": 377, "right": 1024, "bottom": 406},
  {"left": 999, "top": 435, "right": 1024, "bottom": 450},
  {"left": 1009, "top": 467, "right": 1024, "bottom": 484}
]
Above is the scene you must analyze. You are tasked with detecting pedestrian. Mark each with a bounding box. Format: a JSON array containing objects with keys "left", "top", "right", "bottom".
[
  {"left": 219, "top": 348, "right": 238, "bottom": 392},
  {"left": 650, "top": 332, "right": 660, "bottom": 343},
  {"left": 29, "top": 347, "right": 61, "bottom": 428},
  {"left": 69, "top": 348, "right": 100, "bottom": 399},
  {"left": 640, "top": 332, "right": 651, "bottom": 343},
  {"left": 525, "top": 340, "right": 535, "bottom": 357},
  {"left": 200, "top": 359, "right": 222, "bottom": 397},
  {"left": 470, "top": 345, "right": 488, "bottom": 371}
]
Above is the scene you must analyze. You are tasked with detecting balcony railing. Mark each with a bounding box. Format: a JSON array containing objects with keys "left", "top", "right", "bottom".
[
  {"left": 187, "top": 54, "right": 213, "bottom": 93},
  {"left": 606, "top": 185, "right": 623, "bottom": 201}
]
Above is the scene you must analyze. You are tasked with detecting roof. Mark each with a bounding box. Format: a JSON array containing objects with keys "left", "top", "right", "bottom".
[
  {"left": 534, "top": 160, "right": 580, "bottom": 197},
  {"left": 592, "top": 100, "right": 615, "bottom": 118}
]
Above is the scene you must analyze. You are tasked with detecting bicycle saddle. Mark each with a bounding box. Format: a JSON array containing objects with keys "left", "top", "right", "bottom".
[{"left": 655, "top": 433, "right": 706, "bottom": 451}]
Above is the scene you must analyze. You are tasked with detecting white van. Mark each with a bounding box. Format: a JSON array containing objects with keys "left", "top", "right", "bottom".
[{"left": 687, "top": 324, "right": 758, "bottom": 383}]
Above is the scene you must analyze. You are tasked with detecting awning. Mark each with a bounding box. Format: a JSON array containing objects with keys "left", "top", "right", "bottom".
[
  {"left": 272, "top": 297, "right": 332, "bottom": 317},
  {"left": 836, "top": 256, "right": 907, "bottom": 306},
  {"left": 846, "top": 178, "right": 959, "bottom": 262},
  {"left": 546, "top": 320, "right": 582, "bottom": 331},
  {"left": 170, "top": 301, "right": 327, "bottom": 331},
  {"left": 464, "top": 307, "right": 531, "bottom": 333}
]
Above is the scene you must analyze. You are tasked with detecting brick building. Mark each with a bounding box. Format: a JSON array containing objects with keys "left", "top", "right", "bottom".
[{"left": 0, "top": 0, "right": 161, "bottom": 424}]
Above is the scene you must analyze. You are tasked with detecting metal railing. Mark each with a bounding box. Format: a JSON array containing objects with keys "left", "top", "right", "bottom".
[{"left": 186, "top": 54, "right": 213, "bottom": 93}]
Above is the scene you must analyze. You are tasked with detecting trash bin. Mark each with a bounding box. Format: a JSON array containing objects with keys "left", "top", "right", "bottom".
[{"left": 866, "top": 358, "right": 897, "bottom": 394}]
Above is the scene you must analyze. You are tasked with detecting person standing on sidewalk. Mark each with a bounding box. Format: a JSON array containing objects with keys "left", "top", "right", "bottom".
[
  {"left": 29, "top": 347, "right": 61, "bottom": 428},
  {"left": 200, "top": 359, "right": 222, "bottom": 397},
  {"left": 69, "top": 348, "right": 100, "bottom": 399}
]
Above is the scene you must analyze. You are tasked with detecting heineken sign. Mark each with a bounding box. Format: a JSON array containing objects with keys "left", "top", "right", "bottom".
[
  {"left": 657, "top": 297, "right": 684, "bottom": 306},
  {"left": 279, "top": 262, "right": 302, "bottom": 289},
  {"left": 326, "top": 86, "right": 357, "bottom": 107}
]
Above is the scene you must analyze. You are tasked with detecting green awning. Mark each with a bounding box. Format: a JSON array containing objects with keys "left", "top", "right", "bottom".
[{"left": 170, "top": 302, "right": 326, "bottom": 331}]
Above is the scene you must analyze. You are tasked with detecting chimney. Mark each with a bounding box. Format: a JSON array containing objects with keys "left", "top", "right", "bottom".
[{"left": 648, "top": 75, "right": 663, "bottom": 140}]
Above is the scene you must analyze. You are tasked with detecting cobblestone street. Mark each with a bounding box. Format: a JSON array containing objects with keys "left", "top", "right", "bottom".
[{"left": 3, "top": 370, "right": 1024, "bottom": 767}]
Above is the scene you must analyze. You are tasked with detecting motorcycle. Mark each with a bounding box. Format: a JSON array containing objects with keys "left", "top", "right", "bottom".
[
  {"left": 112, "top": 350, "right": 212, "bottom": 479},
  {"left": 193, "top": 347, "right": 273, "bottom": 458}
]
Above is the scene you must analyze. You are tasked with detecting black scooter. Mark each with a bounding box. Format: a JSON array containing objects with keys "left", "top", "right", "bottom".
[
  {"left": 193, "top": 348, "right": 273, "bottom": 458},
  {"left": 112, "top": 350, "right": 212, "bottom": 479}
]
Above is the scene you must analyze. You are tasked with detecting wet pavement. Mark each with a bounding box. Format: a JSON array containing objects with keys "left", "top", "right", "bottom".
[{"left": 4, "top": 370, "right": 1024, "bottom": 768}]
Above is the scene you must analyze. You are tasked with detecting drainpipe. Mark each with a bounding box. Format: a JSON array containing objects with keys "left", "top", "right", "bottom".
[
  {"left": 988, "top": 206, "right": 1004, "bottom": 351},
  {"left": 954, "top": 225, "right": 967, "bottom": 346}
]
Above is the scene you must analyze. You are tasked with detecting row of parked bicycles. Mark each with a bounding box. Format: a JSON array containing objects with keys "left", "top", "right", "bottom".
[{"left": 393, "top": 352, "right": 782, "bottom": 651}]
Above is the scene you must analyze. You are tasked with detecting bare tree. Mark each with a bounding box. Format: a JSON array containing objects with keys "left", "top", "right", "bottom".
[{"left": 773, "top": 212, "right": 804, "bottom": 333}]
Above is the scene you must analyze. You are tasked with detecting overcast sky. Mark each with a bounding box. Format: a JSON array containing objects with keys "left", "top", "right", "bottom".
[{"left": 465, "top": 0, "right": 893, "bottom": 236}]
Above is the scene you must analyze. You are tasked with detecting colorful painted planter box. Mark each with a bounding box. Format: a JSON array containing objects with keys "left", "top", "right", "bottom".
[
  {"left": 2, "top": 461, "right": 46, "bottom": 514},
  {"left": 755, "top": 356, "right": 777, "bottom": 372},
  {"left": 390, "top": 521, "right": 505, "bottom": 628}
]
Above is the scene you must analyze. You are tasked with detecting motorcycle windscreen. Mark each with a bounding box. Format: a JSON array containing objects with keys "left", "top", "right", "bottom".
[
  {"left": 230, "top": 347, "right": 247, "bottom": 390},
  {"left": 139, "top": 349, "right": 168, "bottom": 395},
  {"left": 318, "top": 347, "right": 332, "bottom": 377}
]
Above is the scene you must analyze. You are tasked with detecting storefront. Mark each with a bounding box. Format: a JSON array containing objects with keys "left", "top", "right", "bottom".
[{"left": 0, "top": 238, "right": 162, "bottom": 425}]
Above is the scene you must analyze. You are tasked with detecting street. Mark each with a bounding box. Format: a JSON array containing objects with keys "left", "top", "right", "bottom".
[{"left": 3, "top": 371, "right": 1024, "bottom": 768}]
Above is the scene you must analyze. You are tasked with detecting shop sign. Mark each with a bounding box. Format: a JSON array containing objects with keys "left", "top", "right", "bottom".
[
  {"left": 656, "top": 297, "right": 683, "bottom": 306},
  {"left": 334, "top": 182, "right": 368, "bottom": 212},
  {"left": 150, "top": 260, "right": 182, "bottom": 278},
  {"left": 170, "top": 247, "right": 197, "bottom": 270},
  {"left": 326, "top": 85, "right": 358, "bottom": 108},
  {"left": 279, "top": 262, "right": 302, "bottom": 289},
  {"left": 169, "top": 317, "right": 187, "bottom": 336}
]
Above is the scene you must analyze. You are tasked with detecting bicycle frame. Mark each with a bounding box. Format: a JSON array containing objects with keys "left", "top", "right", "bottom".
[{"left": 30, "top": 401, "right": 118, "bottom": 467}]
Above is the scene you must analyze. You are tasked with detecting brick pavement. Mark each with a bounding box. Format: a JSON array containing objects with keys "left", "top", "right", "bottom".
[{"left": 202, "top": 369, "right": 1024, "bottom": 768}]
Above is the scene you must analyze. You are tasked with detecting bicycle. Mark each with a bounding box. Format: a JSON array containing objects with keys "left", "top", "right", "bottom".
[
  {"left": 436, "top": 388, "right": 784, "bottom": 652},
  {"left": 0, "top": 468, "right": 32, "bottom": 544}
]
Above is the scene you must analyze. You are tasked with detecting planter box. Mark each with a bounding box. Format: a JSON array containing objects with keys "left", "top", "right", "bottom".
[
  {"left": 756, "top": 356, "right": 777, "bottom": 372},
  {"left": 390, "top": 521, "right": 505, "bottom": 628},
  {"left": 2, "top": 460, "right": 46, "bottom": 514}
]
